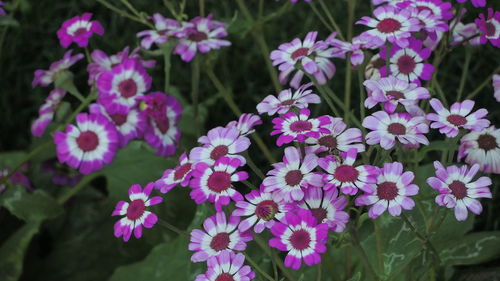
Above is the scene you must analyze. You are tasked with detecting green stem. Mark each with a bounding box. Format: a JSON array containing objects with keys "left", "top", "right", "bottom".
[
  {"left": 243, "top": 152, "right": 266, "bottom": 180},
  {"left": 357, "top": 68, "right": 367, "bottom": 133},
  {"left": 349, "top": 226, "right": 379, "bottom": 280},
  {"left": 317, "top": 0, "right": 346, "bottom": 40},
  {"left": 315, "top": 83, "right": 341, "bottom": 117},
  {"left": 456, "top": 49, "right": 471, "bottom": 101},
  {"left": 162, "top": 41, "right": 175, "bottom": 93},
  {"left": 374, "top": 219, "right": 384, "bottom": 275},
  {"left": 97, "top": 0, "right": 151, "bottom": 27},
  {"left": 400, "top": 213, "right": 442, "bottom": 265},
  {"left": 385, "top": 43, "right": 392, "bottom": 76},
  {"left": 56, "top": 172, "right": 102, "bottom": 204},
  {"left": 244, "top": 253, "right": 275, "bottom": 281},
  {"left": 465, "top": 65, "right": 500, "bottom": 100},
  {"left": 254, "top": 235, "right": 297, "bottom": 281},
  {"left": 158, "top": 219, "right": 185, "bottom": 235},
  {"left": 199, "top": 0, "right": 205, "bottom": 17},
  {"left": 344, "top": 57, "right": 352, "bottom": 122},
  {"left": 191, "top": 56, "right": 201, "bottom": 136},
  {"left": 308, "top": 1, "right": 334, "bottom": 32},
  {"left": 316, "top": 262, "right": 322, "bottom": 281}
]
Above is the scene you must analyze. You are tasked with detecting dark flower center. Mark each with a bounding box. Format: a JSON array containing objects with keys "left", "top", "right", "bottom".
[
  {"left": 397, "top": 55, "right": 417, "bottom": 75},
  {"left": 477, "top": 134, "right": 497, "bottom": 151},
  {"left": 290, "top": 229, "right": 311, "bottom": 250},
  {"left": 377, "top": 18, "right": 402, "bottom": 33},
  {"left": 485, "top": 22, "right": 496, "bottom": 37},
  {"left": 207, "top": 171, "right": 231, "bottom": 193},
  {"left": 386, "top": 90, "right": 405, "bottom": 100},
  {"left": 449, "top": 180, "right": 467, "bottom": 200},
  {"left": 291, "top": 47, "right": 309, "bottom": 60},
  {"left": 290, "top": 120, "right": 313, "bottom": 133},
  {"left": 281, "top": 99, "right": 296, "bottom": 106},
  {"left": 155, "top": 118, "right": 170, "bottom": 134},
  {"left": 334, "top": 165, "right": 359, "bottom": 182},
  {"left": 372, "top": 57, "right": 387, "bottom": 69},
  {"left": 188, "top": 31, "right": 208, "bottom": 42},
  {"left": 377, "top": 181, "right": 398, "bottom": 200},
  {"left": 285, "top": 170, "right": 303, "bottom": 186},
  {"left": 118, "top": 78, "right": 138, "bottom": 98},
  {"left": 446, "top": 114, "right": 467, "bottom": 126},
  {"left": 416, "top": 6, "right": 433, "bottom": 13},
  {"left": 76, "top": 131, "right": 99, "bottom": 152},
  {"left": 174, "top": 163, "right": 192, "bottom": 181},
  {"left": 126, "top": 199, "right": 146, "bottom": 220},
  {"left": 318, "top": 135, "right": 338, "bottom": 149},
  {"left": 311, "top": 207, "right": 328, "bottom": 224},
  {"left": 210, "top": 232, "right": 230, "bottom": 251},
  {"left": 388, "top": 123, "right": 406, "bottom": 135},
  {"left": 210, "top": 145, "right": 229, "bottom": 161},
  {"left": 109, "top": 113, "right": 128, "bottom": 126},
  {"left": 215, "top": 273, "right": 234, "bottom": 281},
  {"left": 73, "top": 27, "right": 88, "bottom": 36},
  {"left": 255, "top": 200, "right": 279, "bottom": 221}
]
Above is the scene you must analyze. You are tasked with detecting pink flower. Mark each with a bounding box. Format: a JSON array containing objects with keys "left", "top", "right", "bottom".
[
  {"left": 319, "top": 149, "right": 379, "bottom": 195},
  {"left": 494, "top": 74, "right": 500, "bottom": 102},
  {"left": 397, "top": 0, "right": 454, "bottom": 21},
  {"left": 189, "top": 212, "right": 252, "bottom": 262},
  {"left": 326, "top": 33, "right": 365, "bottom": 66},
  {"left": 137, "top": 13, "right": 187, "bottom": 49},
  {"left": 456, "top": 0, "right": 486, "bottom": 8},
  {"left": 305, "top": 116, "right": 365, "bottom": 154},
  {"left": 269, "top": 209, "right": 328, "bottom": 270},
  {"left": 32, "top": 50, "right": 84, "bottom": 88},
  {"left": 427, "top": 98, "right": 490, "bottom": 138},
  {"left": 363, "top": 111, "right": 429, "bottom": 150},
  {"left": 458, "top": 126, "right": 500, "bottom": 174},
  {"left": 270, "top": 31, "right": 336, "bottom": 88},
  {"left": 155, "top": 152, "right": 193, "bottom": 193},
  {"left": 256, "top": 83, "right": 320, "bottom": 116},
  {"left": 408, "top": 6, "right": 449, "bottom": 41},
  {"left": 271, "top": 108, "right": 330, "bottom": 146},
  {"left": 57, "top": 13, "right": 104, "bottom": 48},
  {"left": 355, "top": 162, "right": 419, "bottom": 218},
  {"left": 32, "top": 89, "right": 66, "bottom": 137},
  {"left": 112, "top": 183, "right": 163, "bottom": 242},
  {"left": 427, "top": 161, "right": 492, "bottom": 221},
  {"left": 451, "top": 20, "right": 481, "bottom": 46},
  {"left": 195, "top": 250, "right": 255, "bottom": 281},
  {"left": 226, "top": 113, "right": 262, "bottom": 136},
  {"left": 262, "top": 146, "right": 323, "bottom": 202},
  {"left": 474, "top": 8, "right": 500, "bottom": 47}
]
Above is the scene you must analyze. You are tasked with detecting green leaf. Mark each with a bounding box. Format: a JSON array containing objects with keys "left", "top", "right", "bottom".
[
  {"left": 0, "top": 188, "right": 63, "bottom": 222},
  {"left": 440, "top": 231, "right": 500, "bottom": 266},
  {"left": 0, "top": 151, "right": 28, "bottom": 169},
  {"left": 346, "top": 272, "right": 361, "bottom": 281},
  {"left": 413, "top": 141, "right": 452, "bottom": 163}
]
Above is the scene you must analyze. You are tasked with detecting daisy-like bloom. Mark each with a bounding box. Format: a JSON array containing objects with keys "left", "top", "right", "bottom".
[
  {"left": 270, "top": 31, "right": 336, "bottom": 88},
  {"left": 380, "top": 38, "right": 434, "bottom": 84},
  {"left": 32, "top": 50, "right": 84, "bottom": 88},
  {"left": 326, "top": 33, "right": 365, "bottom": 66},
  {"left": 305, "top": 116, "right": 365, "bottom": 154},
  {"left": 427, "top": 99, "right": 490, "bottom": 138},
  {"left": 409, "top": 6, "right": 449, "bottom": 42},
  {"left": 356, "top": 5, "right": 420, "bottom": 48},
  {"left": 363, "top": 111, "right": 429, "bottom": 150},
  {"left": 57, "top": 13, "right": 104, "bottom": 48},
  {"left": 474, "top": 8, "right": 500, "bottom": 48},
  {"left": 232, "top": 190, "right": 289, "bottom": 233},
  {"left": 262, "top": 146, "right": 323, "bottom": 202},
  {"left": 190, "top": 127, "right": 250, "bottom": 166},
  {"left": 256, "top": 83, "right": 320, "bottom": 116},
  {"left": 32, "top": 89, "right": 67, "bottom": 137},
  {"left": 364, "top": 54, "right": 387, "bottom": 80},
  {"left": 319, "top": 149, "right": 379, "bottom": 195},
  {"left": 226, "top": 113, "right": 262, "bottom": 136},
  {"left": 154, "top": 152, "right": 193, "bottom": 193},
  {"left": 451, "top": 21, "right": 481, "bottom": 46},
  {"left": 112, "top": 183, "right": 162, "bottom": 242},
  {"left": 427, "top": 161, "right": 491, "bottom": 221},
  {"left": 189, "top": 212, "right": 252, "bottom": 262},
  {"left": 269, "top": 209, "right": 328, "bottom": 270},
  {"left": 456, "top": 0, "right": 486, "bottom": 8},
  {"left": 97, "top": 58, "right": 152, "bottom": 108},
  {"left": 54, "top": 113, "right": 119, "bottom": 175},
  {"left": 195, "top": 251, "right": 255, "bottom": 281},
  {"left": 363, "top": 76, "right": 430, "bottom": 113},
  {"left": 355, "top": 162, "right": 419, "bottom": 218},
  {"left": 458, "top": 126, "right": 500, "bottom": 174},
  {"left": 137, "top": 13, "right": 187, "bottom": 49},
  {"left": 174, "top": 15, "right": 231, "bottom": 62},
  {"left": 493, "top": 74, "right": 500, "bottom": 102},
  {"left": 89, "top": 103, "right": 146, "bottom": 147},
  {"left": 190, "top": 157, "right": 248, "bottom": 210},
  {"left": 297, "top": 187, "right": 349, "bottom": 232},
  {"left": 398, "top": 0, "right": 454, "bottom": 21},
  {"left": 271, "top": 109, "right": 330, "bottom": 146}
]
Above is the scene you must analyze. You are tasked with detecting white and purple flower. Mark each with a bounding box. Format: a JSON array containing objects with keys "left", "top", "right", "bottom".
[
  {"left": 459, "top": 126, "right": 500, "bottom": 174},
  {"left": 57, "top": 13, "right": 104, "bottom": 48},
  {"left": 257, "top": 83, "right": 320, "bottom": 116},
  {"left": 271, "top": 109, "right": 330, "bottom": 146}
]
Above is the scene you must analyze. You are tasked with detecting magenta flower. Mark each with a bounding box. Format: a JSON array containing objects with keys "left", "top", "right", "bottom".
[
  {"left": 0, "top": 1, "right": 6, "bottom": 17},
  {"left": 0, "top": 168, "right": 32, "bottom": 194},
  {"left": 458, "top": 126, "right": 500, "bottom": 174},
  {"left": 456, "top": 0, "right": 486, "bottom": 8},
  {"left": 190, "top": 157, "right": 248, "bottom": 210},
  {"left": 271, "top": 108, "right": 330, "bottom": 146},
  {"left": 226, "top": 113, "right": 262, "bottom": 136},
  {"left": 364, "top": 54, "right": 386, "bottom": 80},
  {"left": 195, "top": 250, "right": 255, "bottom": 281},
  {"left": 155, "top": 152, "right": 193, "bottom": 194},
  {"left": 409, "top": 6, "right": 449, "bottom": 41},
  {"left": 112, "top": 183, "right": 162, "bottom": 242},
  {"left": 57, "top": 13, "right": 104, "bottom": 48},
  {"left": 451, "top": 21, "right": 481, "bottom": 46},
  {"left": 356, "top": 5, "right": 420, "bottom": 48},
  {"left": 190, "top": 127, "right": 250, "bottom": 166},
  {"left": 137, "top": 13, "right": 187, "bottom": 49},
  {"left": 269, "top": 209, "right": 328, "bottom": 270},
  {"left": 363, "top": 76, "right": 430, "bottom": 113},
  {"left": 189, "top": 212, "right": 252, "bottom": 262},
  {"left": 262, "top": 146, "right": 323, "bottom": 202},
  {"left": 256, "top": 83, "right": 320, "bottom": 116},
  {"left": 427, "top": 161, "right": 492, "bottom": 221},
  {"left": 174, "top": 15, "right": 231, "bottom": 62},
  {"left": 355, "top": 162, "right": 419, "bottom": 218},
  {"left": 32, "top": 89, "right": 66, "bottom": 137},
  {"left": 233, "top": 190, "right": 289, "bottom": 233},
  {"left": 494, "top": 74, "right": 500, "bottom": 102},
  {"left": 319, "top": 149, "right": 379, "bottom": 195},
  {"left": 54, "top": 113, "right": 119, "bottom": 175},
  {"left": 363, "top": 111, "right": 429, "bottom": 150},
  {"left": 305, "top": 116, "right": 365, "bottom": 154},
  {"left": 270, "top": 31, "right": 336, "bottom": 88},
  {"left": 32, "top": 50, "right": 84, "bottom": 88},
  {"left": 475, "top": 8, "right": 500, "bottom": 48},
  {"left": 398, "top": 0, "right": 454, "bottom": 21},
  {"left": 298, "top": 187, "right": 349, "bottom": 232},
  {"left": 427, "top": 99, "right": 490, "bottom": 138},
  {"left": 326, "top": 33, "right": 365, "bottom": 66}
]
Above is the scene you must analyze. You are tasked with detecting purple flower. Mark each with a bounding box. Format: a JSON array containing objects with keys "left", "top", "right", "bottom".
[
  {"left": 256, "top": 83, "right": 320, "bottom": 116},
  {"left": 458, "top": 126, "right": 500, "bottom": 174},
  {"left": 226, "top": 113, "right": 262, "bottom": 136},
  {"left": 271, "top": 108, "right": 330, "bottom": 146},
  {"left": 57, "top": 13, "right": 104, "bottom": 48},
  {"left": 155, "top": 152, "right": 193, "bottom": 193},
  {"left": 494, "top": 74, "right": 500, "bottom": 102},
  {"left": 32, "top": 50, "right": 84, "bottom": 88},
  {"left": 0, "top": 168, "right": 32, "bottom": 193},
  {"left": 195, "top": 251, "right": 255, "bottom": 281},
  {"left": 32, "top": 89, "right": 66, "bottom": 137},
  {"left": 137, "top": 13, "right": 187, "bottom": 49},
  {"left": 474, "top": 8, "right": 500, "bottom": 48},
  {"left": 409, "top": 6, "right": 449, "bottom": 41},
  {"left": 326, "top": 33, "right": 365, "bottom": 66},
  {"left": 398, "top": 0, "right": 454, "bottom": 21},
  {"left": 456, "top": 0, "right": 486, "bottom": 8},
  {"left": 298, "top": 187, "right": 349, "bottom": 232},
  {"left": 305, "top": 116, "right": 365, "bottom": 154}
]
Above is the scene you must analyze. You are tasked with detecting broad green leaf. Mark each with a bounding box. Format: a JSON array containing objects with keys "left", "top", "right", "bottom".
[
  {"left": 0, "top": 188, "right": 63, "bottom": 222},
  {"left": 440, "top": 231, "right": 500, "bottom": 266},
  {"left": 413, "top": 141, "right": 452, "bottom": 163}
]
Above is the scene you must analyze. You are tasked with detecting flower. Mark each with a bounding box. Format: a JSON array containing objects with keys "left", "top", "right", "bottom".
[
  {"left": 474, "top": 8, "right": 500, "bottom": 48},
  {"left": 398, "top": 0, "right": 454, "bottom": 21},
  {"left": 408, "top": 6, "right": 449, "bottom": 42},
  {"left": 155, "top": 152, "right": 193, "bottom": 193},
  {"left": 57, "top": 13, "right": 104, "bottom": 48},
  {"left": 271, "top": 108, "right": 330, "bottom": 146},
  {"left": 356, "top": 5, "right": 420, "bottom": 48},
  {"left": 458, "top": 126, "right": 500, "bottom": 174},
  {"left": 32, "top": 89, "right": 67, "bottom": 137},
  {"left": 326, "top": 33, "right": 365, "bottom": 66},
  {"left": 0, "top": 2, "right": 6, "bottom": 17},
  {"left": 451, "top": 20, "right": 481, "bottom": 46},
  {"left": 54, "top": 113, "right": 119, "bottom": 175},
  {"left": 427, "top": 161, "right": 491, "bottom": 221},
  {"left": 305, "top": 116, "right": 365, "bottom": 154},
  {"left": 189, "top": 212, "right": 252, "bottom": 262},
  {"left": 97, "top": 58, "right": 152, "bottom": 108},
  {"left": 380, "top": 38, "right": 434, "bottom": 84},
  {"left": 363, "top": 76, "right": 430, "bottom": 113},
  {"left": 232, "top": 190, "right": 289, "bottom": 233},
  {"left": 319, "top": 149, "right": 379, "bottom": 195},
  {"left": 226, "top": 113, "right": 262, "bottom": 136},
  {"left": 174, "top": 15, "right": 231, "bottom": 62},
  {"left": 195, "top": 251, "right": 255, "bottom": 281},
  {"left": 364, "top": 54, "right": 387, "bottom": 80},
  {"left": 32, "top": 50, "right": 84, "bottom": 88},
  {"left": 190, "top": 157, "right": 248, "bottom": 210},
  {"left": 112, "top": 183, "right": 163, "bottom": 242},
  {"left": 262, "top": 146, "right": 323, "bottom": 202},
  {"left": 494, "top": 74, "right": 500, "bottom": 102},
  {"left": 256, "top": 83, "right": 320, "bottom": 116},
  {"left": 270, "top": 31, "right": 336, "bottom": 88},
  {"left": 298, "top": 187, "right": 349, "bottom": 232},
  {"left": 456, "top": 0, "right": 486, "bottom": 8},
  {"left": 363, "top": 111, "right": 429, "bottom": 150},
  {"left": 137, "top": 13, "right": 186, "bottom": 49},
  {"left": 269, "top": 209, "right": 328, "bottom": 270},
  {"left": 190, "top": 127, "right": 250, "bottom": 166},
  {"left": 355, "top": 162, "right": 419, "bottom": 218},
  {"left": 427, "top": 98, "right": 490, "bottom": 138},
  {"left": 0, "top": 168, "right": 32, "bottom": 194}
]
